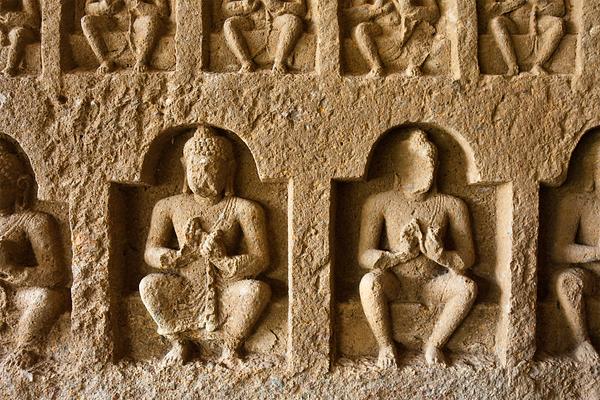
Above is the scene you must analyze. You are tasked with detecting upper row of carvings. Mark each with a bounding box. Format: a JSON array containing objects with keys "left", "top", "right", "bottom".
[{"left": 0, "top": 0, "right": 581, "bottom": 77}]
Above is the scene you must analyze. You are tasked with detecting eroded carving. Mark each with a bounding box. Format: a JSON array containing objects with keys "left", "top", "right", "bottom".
[
  {"left": 550, "top": 150, "right": 600, "bottom": 364},
  {"left": 81, "top": 0, "right": 170, "bottom": 74},
  {"left": 343, "top": 0, "right": 440, "bottom": 77},
  {"left": 358, "top": 130, "right": 477, "bottom": 368},
  {"left": 0, "top": 140, "right": 67, "bottom": 369},
  {"left": 140, "top": 125, "right": 271, "bottom": 366},
  {"left": 0, "top": 0, "right": 39, "bottom": 76},
  {"left": 221, "top": 0, "right": 307, "bottom": 74}
]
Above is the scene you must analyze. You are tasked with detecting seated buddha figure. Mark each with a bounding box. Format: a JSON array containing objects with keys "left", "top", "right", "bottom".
[{"left": 140, "top": 125, "right": 271, "bottom": 366}]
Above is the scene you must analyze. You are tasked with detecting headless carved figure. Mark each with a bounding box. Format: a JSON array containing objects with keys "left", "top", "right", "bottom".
[
  {"left": 488, "top": 0, "right": 565, "bottom": 76},
  {"left": 0, "top": 141, "right": 66, "bottom": 369},
  {"left": 358, "top": 130, "right": 476, "bottom": 368},
  {"left": 81, "top": 0, "right": 169, "bottom": 74},
  {"left": 140, "top": 125, "right": 271, "bottom": 366},
  {"left": 551, "top": 186, "right": 600, "bottom": 364},
  {"left": 0, "top": 0, "right": 40, "bottom": 76},
  {"left": 344, "top": 0, "right": 439, "bottom": 78},
  {"left": 222, "top": 0, "right": 305, "bottom": 74}
]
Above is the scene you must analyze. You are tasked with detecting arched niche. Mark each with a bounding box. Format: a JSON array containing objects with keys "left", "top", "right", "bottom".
[
  {"left": 538, "top": 128, "right": 600, "bottom": 357},
  {"left": 110, "top": 125, "right": 288, "bottom": 361},
  {"left": 333, "top": 124, "right": 500, "bottom": 362}
]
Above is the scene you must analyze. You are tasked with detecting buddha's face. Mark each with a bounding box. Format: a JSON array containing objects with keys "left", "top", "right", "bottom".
[
  {"left": 0, "top": 175, "right": 18, "bottom": 212},
  {"left": 185, "top": 154, "right": 231, "bottom": 198},
  {"left": 392, "top": 141, "right": 436, "bottom": 195}
]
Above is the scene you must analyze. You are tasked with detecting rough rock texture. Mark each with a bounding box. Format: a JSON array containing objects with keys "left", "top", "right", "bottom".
[{"left": 0, "top": 0, "right": 598, "bottom": 398}]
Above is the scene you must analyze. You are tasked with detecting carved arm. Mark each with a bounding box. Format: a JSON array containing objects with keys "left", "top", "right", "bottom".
[
  {"left": 396, "top": 0, "right": 439, "bottom": 23},
  {"left": 551, "top": 197, "right": 600, "bottom": 265},
  {"left": 222, "top": 0, "right": 259, "bottom": 18},
  {"left": 144, "top": 199, "right": 181, "bottom": 270},
  {"left": 487, "top": 0, "right": 526, "bottom": 16},
  {"left": 432, "top": 199, "right": 475, "bottom": 274}
]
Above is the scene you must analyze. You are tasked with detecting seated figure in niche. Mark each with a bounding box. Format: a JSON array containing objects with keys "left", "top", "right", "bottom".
[
  {"left": 140, "top": 125, "right": 271, "bottom": 366},
  {"left": 551, "top": 148, "right": 600, "bottom": 364},
  {"left": 81, "top": 0, "right": 170, "bottom": 74},
  {"left": 0, "top": 140, "right": 67, "bottom": 369},
  {"left": 487, "top": 0, "right": 565, "bottom": 76},
  {"left": 221, "top": 0, "right": 306, "bottom": 74},
  {"left": 0, "top": 0, "right": 40, "bottom": 76},
  {"left": 343, "top": 0, "right": 439, "bottom": 78},
  {"left": 358, "top": 129, "right": 477, "bottom": 368}
]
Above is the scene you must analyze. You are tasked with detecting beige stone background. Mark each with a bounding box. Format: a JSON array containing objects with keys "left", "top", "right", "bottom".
[{"left": 0, "top": 0, "right": 599, "bottom": 398}]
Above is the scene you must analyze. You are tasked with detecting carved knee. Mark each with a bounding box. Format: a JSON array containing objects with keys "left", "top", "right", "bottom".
[
  {"left": 279, "top": 14, "right": 302, "bottom": 31},
  {"left": 548, "top": 17, "right": 565, "bottom": 36},
  {"left": 81, "top": 15, "right": 96, "bottom": 33},
  {"left": 489, "top": 17, "right": 506, "bottom": 34},
  {"left": 460, "top": 276, "right": 478, "bottom": 304},
  {"left": 353, "top": 22, "right": 369, "bottom": 41},
  {"left": 557, "top": 269, "right": 584, "bottom": 298},
  {"left": 8, "top": 28, "right": 26, "bottom": 44},
  {"left": 223, "top": 17, "right": 241, "bottom": 34},
  {"left": 139, "top": 273, "right": 168, "bottom": 304},
  {"left": 359, "top": 270, "right": 385, "bottom": 297},
  {"left": 240, "top": 280, "right": 271, "bottom": 306}
]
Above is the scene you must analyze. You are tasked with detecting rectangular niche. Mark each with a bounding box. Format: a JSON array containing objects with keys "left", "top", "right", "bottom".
[
  {"left": 333, "top": 127, "right": 500, "bottom": 364},
  {"left": 109, "top": 130, "right": 288, "bottom": 363},
  {"left": 477, "top": 0, "right": 581, "bottom": 75},
  {"left": 339, "top": 0, "right": 455, "bottom": 77},
  {"left": 63, "top": 0, "right": 177, "bottom": 73},
  {"left": 207, "top": 0, "right": 316, "bottom": 73}
]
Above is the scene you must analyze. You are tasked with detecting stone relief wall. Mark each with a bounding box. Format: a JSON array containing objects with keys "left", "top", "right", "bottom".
[{"left": 0, "top": 0, "right": 598, "bottom": 398}]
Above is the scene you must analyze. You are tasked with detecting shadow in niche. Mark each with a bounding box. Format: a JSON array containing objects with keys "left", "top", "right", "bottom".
[
  {"left": 538, "top": 129, "right": 600, "bottom": 359},
  {"left": 333, "top": 124, "right": 500, "bottom": 362},
  {"left": 110, "top": 127, "right": 288, "bottom": 362}
]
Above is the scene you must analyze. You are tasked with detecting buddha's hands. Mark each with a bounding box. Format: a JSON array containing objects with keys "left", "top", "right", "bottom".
[
  {"left": 419, "top": 225, "right": 444, "bottom": 264},
  {"left": 200, "top": 230, "right": 227, "bottom": 260}
]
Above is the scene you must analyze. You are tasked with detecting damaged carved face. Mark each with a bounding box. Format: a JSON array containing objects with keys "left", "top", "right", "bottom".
[{"left": 185, "top": 154, "right": 231, "bottom": 198}]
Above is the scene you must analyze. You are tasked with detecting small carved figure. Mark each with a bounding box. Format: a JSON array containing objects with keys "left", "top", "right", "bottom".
[
  {"left": 488, "top": 0, "right": 565, "bottom": 76},
  {"left": 358, "top": 130, "right": 476, "bottom": 368},
  {"left": 344, "top": 0, "right": 439, "bottom": 78},
  {"left": 221, "top": 0, "right": 306, "bottom": 74},
  {"left": 0, "top": 0, "right": 40, "bottom": 76},
  {"left": 551, "top": 154, "right": 600, "bottom": 364},
  {"left": 81, "top": 0, "right": 170, "bottom": 74},
  {"left": 0, "top": 140, "right": 66, "bottom": 369},
  {"left": 140, "top": 125, "right": 271, "bottom": 366}
]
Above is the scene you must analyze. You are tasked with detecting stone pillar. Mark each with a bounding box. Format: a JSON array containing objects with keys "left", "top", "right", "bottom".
[
  {"left": 175, "top": 0, "right": 207, "bottom": 76},
  {"left": 287, "top": 175, "right": 333, "bottom": 373},
  {"left": 495, "top": 179, "right": 539, "bottom": 366},
  {"left": 314, "top": 0, "right": 341, "bottom": 77},
  {"left": 576, "top": 0, "right": 600, "bottom": 81},
  {"left": 452, "top": 0, "right": 479, "bottom": 82},
  {"left": 69, "top": 182, "right": 116, "bottom": 365},
  {"left": 40, "top": 0, "right": 65, "bottom": 80}
]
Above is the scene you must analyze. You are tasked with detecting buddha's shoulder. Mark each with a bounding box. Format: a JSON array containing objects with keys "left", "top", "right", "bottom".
[
  {"left": 364, "top": 191, "right": 395, "bottom": 208},
  {"left": 153, "top": 194, "right": 193, "bottom": 210},
  {"left": 230, "top": 196, "right": 264, "bottom": 214},
  {"left": 16, "top": 209, "right": 56, "bottom": 229},
  {"left": 431, "top": 193, "right": 466, "bottom": 208}
]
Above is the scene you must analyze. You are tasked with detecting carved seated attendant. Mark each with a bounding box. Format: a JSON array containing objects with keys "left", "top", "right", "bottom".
[
  {"left": 358, "top": 130, "right": 477, "bottom": 368},
  {"left": 0, "top": 0, "right": 39, "bottom": 76},
  {"left": 550, "top": 151, "right": 600, "bottom": 364},
  {"left": 140, "top": 125, "right": 271, "bottom": 366},
  {"left": 81, "top": 0, "right": 170, "bottom": 74},
  {"left": 488, "top": 0, "right": 565, "bottom": 75},
  {"left": 222, "top": 0, "right": 306, "bottom": 74},
  {"left": 344, "top": 0, "right": 439, "bottom": 78},
  {"left": 0, "top": 140, "right": 67, "bottom": 369}
]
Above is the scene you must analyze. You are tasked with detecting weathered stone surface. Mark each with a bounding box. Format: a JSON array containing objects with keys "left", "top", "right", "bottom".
[{"left": 0, "top": 0, "right": 597, "bottom": 398}]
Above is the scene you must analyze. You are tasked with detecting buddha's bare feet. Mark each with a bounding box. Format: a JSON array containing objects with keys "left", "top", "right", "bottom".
[
  {"left": 505, "top": 64, "right": 519, "bottom": 77},
  {"left": 377, "top": 344, "right": 398, "bottom": 369},
  {"left": 405, "top": 64, "right": 423, "bottom": 77},
  {"left": 239, "top": 61, "right": 255, "bottom": 73},
  {"left": 97, "top": 60, "right": 114, "bottom": 75},
  {"left": 218, "top": 345, "right": 243, "bottom": 368},
  {"left": 425, "top": 343, "right": 448, "bottom": 367},
  {"left": 530, "top": 64, "right": 548, "bottom": 76},
  {"left": 161, "top": 340, "right": 190, "bottom": 366},
  {"left": 573, "top": 341, "right": 600, "bottom": 365},
  {"left": 133, "top": 61, "right": 149, "bottom": 74},
  {"left": 366, "top": 66, "right": 384, "bottom": 79},
  {"left": 272, "top": 62, "right": 287, "bottom": 75}
]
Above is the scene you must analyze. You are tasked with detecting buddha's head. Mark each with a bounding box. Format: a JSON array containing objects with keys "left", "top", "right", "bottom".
[
  {"left": 182, "top": 125, "right": 235, "bottom": 199},
  {"left": 391, "top": 129, "right": 438, "bottom": 195},
  {"left": 0, "top": 140, "right": 33, "bottom": 213}
]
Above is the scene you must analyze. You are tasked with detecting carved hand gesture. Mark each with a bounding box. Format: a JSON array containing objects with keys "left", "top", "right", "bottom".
[
  {"left": 419, "top": 225, "right": 444, "bottom": 263},
  {"left": 184, "top": 217, "right": 205, "bottom": 249},
  {"left": 393, "top": 219, "right": 422, "bottom": 263},
  {"left": 420, "top": 225, "right": 444, "bottom": 263},
  {"left": 200, "top": 230, "right": 227, "bottom": 260}
]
